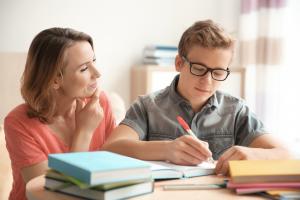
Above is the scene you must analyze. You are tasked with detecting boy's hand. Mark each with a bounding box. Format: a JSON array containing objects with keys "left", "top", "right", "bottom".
[
  {"left": 165, "top": 135, "right": 212, "bottom": 165},
  {"left": 75, "top": 88, "right": 104, "bottom": 135},
  {"left": 215, "top": 146, "right": 257, "bottom": 175}
]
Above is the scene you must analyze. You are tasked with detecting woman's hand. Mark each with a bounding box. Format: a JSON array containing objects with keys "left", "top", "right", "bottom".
[
  {"left": 70, "top": 88, "right": 103, "bottom": 151},
  {"left": 75, "top": 88, "right": 104, "bottom": 135},
  {"left": 165, "top": 135, "right": 212, "bottom": 165}
]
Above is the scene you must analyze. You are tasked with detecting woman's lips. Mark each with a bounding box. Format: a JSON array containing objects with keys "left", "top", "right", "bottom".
[{"left": 89, "top": 83, "right": 98, "bottom": 89}]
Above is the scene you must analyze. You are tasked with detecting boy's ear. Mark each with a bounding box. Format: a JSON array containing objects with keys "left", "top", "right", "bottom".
[{"left": 175, "top": 55, "right": 184, "bottom": 72}]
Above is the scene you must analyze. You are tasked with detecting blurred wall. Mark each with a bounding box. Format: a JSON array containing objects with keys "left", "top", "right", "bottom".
[{"left": 0, "top": 0, "right": 240, "bottom": 109}]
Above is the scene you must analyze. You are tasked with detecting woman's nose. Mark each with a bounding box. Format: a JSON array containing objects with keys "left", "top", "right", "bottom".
[
  {"left": 90, "top": 62, "right": 101, "bottom": 78},
  {"left": 94, "top": 68, "right": 101, "bottom": 78}
]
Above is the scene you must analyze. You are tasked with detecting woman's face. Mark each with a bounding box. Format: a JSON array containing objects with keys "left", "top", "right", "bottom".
[{"left": 57, "top": 41, "right": 100, "bottom": 99}]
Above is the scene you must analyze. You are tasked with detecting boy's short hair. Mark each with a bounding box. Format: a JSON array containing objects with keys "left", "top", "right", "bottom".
[{"left": 178, "top": 19, "right": 235, "bottom": 57}]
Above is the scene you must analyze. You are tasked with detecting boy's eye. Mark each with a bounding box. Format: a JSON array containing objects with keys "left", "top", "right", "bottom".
[{"left": 80, "top": 66, "right": 88, "bottom": 72}]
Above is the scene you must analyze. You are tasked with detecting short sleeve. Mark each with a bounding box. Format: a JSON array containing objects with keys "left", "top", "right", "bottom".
[
  {"left": 4, "top": 116, "right": 46, "bottom": 169},
  {"left": 234, "top": 103, "right": 268, "bottom": 146},
  {"left": 99, "top": 92, "right": 116, "bottom": 140},
  {"left": 120, "top": 96, "right": 149, "bottom": 140}
]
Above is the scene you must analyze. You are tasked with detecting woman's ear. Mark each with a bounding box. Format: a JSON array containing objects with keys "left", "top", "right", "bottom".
[
  {"left": 175, "top": 55, "right": 184, "bottom": 72},
  {"left": 52, "top": 75, "right": 62, "bottom": 90},
  {"left": 53, "top": 83, "right": 60, "bottom": 90},
  {"left": 53, "top": 81, "right": 60, "bottom": 90},
  {"left": 53, "top": 69, "right": 64, "bottom": 90}
]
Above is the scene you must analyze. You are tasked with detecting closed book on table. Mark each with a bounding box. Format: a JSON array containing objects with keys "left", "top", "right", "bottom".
[
  {"left": 229, "top": 160, "right": 300, "bottom": 183},
  {"left": 227, "top": 181, "right": 300, "bottom": 189},
  {"left": 235, "top": 187, "right": 300, "bottom": 195},
  {"left": 148, "top": 161, "right": 215, "bottom": 180},
  {"left": 45, "top": 169, "right": 150, "bottom": 190},
  {"left": 227, "top": 181, "right": 300, "bottom": 195},
  {"left": 48, "top": 151, "right": 151, "bottom": 186},
  {"left": 45, "top": 177, "right": 154, "bottom": 200}
]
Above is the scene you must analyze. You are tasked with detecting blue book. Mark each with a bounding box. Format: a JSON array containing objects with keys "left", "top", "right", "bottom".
[
  {"left": 146, "top": 45, "right": 178, "bottom": 51},
  {"left": 48, "top": 151, "right": 152, "bottom": 186},
  {"left": 144, "top": 45, "right": 178, "bottom": 59}
]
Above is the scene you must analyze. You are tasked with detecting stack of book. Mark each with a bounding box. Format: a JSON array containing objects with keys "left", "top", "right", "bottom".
[
  {"left": 227, "top": 160, "right": 300, "bottom": 199},
  {"left": 143, "top": 45, "right": 178, "bottom": 66},
  {"left": 46, "top": 151, "right": 154, "bottom": 200}
]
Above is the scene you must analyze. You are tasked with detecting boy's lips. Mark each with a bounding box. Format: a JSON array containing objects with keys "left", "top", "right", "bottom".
[{"left": 195, "top": 87, "right": 210, "bottom": 93}]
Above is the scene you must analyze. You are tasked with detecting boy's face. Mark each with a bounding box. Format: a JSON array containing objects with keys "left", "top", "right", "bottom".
[{"left": 175, "top": 45, "right": 232, "bottom": 106}]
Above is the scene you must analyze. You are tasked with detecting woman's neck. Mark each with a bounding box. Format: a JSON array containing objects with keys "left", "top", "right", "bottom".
[{"left": 54, "top": 95, "right": 77, "bottom": 119}]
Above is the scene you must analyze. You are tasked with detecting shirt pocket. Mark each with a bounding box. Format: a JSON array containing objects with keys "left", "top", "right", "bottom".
[
  {"left": 148, "top": 133, "right": 176, "bottom": 140},
  {"left": 148, "top": 126, "right": 182, "bottom": 141},
  {"left": 199, "top": 131, "right": 234, "bottom": 160}
]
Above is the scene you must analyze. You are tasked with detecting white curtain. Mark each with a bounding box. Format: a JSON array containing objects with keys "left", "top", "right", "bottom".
[{"left": 238, "top": 0, "right": 300, "bottom": 155}]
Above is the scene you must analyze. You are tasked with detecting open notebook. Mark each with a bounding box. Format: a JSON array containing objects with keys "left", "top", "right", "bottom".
[{"left": 148, "top": 161, "right": 216, "bottom": 180}]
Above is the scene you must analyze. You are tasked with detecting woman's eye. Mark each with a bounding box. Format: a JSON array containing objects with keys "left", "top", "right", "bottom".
[{"left": 80, "top": 66, "right": 88, "bottom": 72}]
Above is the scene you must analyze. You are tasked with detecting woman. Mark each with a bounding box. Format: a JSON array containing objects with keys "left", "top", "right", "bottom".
[{"left": 4, "top": 28, "right": 116, "bottom": 200}]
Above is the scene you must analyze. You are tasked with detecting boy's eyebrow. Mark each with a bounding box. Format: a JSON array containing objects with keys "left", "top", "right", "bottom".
[
  {"left": 190, "top": 60, "right": 209, "bottom": 67},
  {"left": 189, "top": 59, "right": 227, "bottom": 70}
]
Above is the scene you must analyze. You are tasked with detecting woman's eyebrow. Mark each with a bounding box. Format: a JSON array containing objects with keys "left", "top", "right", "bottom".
[
  {"left": 77, "top": 60, "right": 91, "bottom": 68},
  {"left": 76, "top": 56, "right": 95, "bottom": 68}
]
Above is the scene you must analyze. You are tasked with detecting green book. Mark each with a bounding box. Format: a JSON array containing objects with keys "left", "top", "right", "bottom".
[
  {"left": 45, "top": 170, "right": 151, "bottom": 190},
  {"left": 45, "top": 174, "right": 154, "bottom": 200}
]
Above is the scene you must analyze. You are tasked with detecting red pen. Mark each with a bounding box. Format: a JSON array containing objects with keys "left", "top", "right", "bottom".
[
  {"left": 176, "top": 116, "right": 198, "bottom": 139},
  {"left": 177, "top": 116, "right": 215, "bottom": 163}
]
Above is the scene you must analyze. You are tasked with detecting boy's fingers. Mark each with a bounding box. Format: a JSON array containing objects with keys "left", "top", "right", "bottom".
[{"left": 182, "top": 136, "right": 212, "bottom": 158}]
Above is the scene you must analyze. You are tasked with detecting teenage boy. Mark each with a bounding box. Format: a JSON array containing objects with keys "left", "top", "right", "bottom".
[{"left": 102, "top": 20, "right": 290, "bottom": 174}]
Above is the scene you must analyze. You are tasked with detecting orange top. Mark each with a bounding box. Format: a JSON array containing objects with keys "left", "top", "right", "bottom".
[{"left": 4, "top": 91, "right": 116, "bottom": 200}]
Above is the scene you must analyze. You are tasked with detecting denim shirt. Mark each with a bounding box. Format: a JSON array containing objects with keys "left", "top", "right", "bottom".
[{"left": 121, "top": 75, "right": 268, "bottom": 159}]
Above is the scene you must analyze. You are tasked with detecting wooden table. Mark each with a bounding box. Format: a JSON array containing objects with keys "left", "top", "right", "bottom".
[{"left": 26, "top": 175, "right": 265, "bottom": 200}]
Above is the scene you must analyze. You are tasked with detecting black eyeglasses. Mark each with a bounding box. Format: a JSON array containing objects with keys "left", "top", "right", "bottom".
[{"left": 182, "top": 56, "right": 230, "bottom": 81}]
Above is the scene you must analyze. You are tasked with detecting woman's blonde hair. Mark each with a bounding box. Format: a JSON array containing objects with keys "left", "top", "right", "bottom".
[{"left": 21, "top": 27, "right": 93, "bottom": 123}]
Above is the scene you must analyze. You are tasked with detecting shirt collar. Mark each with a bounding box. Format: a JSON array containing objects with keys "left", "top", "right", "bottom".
[
  {"left": 169, "top": 75, "right": 188, "bottom": 105},
  {"left": 169, "top": 74, "right": 219, "bottom": 110},
  {"left": 206, "top": 93, "right": 219, "bottom": 110}
]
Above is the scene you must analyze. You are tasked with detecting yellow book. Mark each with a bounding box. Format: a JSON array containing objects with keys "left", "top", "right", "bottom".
[{"left": 229, "top": 160, "right": 300, "bottom": 183}]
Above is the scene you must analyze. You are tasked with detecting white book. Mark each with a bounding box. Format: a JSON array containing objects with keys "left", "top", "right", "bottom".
[
  {"left": 143, "top": 57, "right": 175, "bottom": 66},
  {"left": 143, "top": 49, "right": 177, "bottom": 58},
  {"left": 45, "top": 178, "right": 154, "bottom": 200},
  {"left": 149, "top": 161, "right": 216, "bottom": 180}
]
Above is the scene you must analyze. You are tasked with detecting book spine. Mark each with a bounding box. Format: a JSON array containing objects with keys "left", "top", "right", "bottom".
[
  {"left": 143, "top": 57, "right": 175, "bottom": 65},
  {"left": 146, "top": 45, "right": 177, "bottom": 51},
  {"left": 143, "top": 49, "right": 177, "bottom": 58}
]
